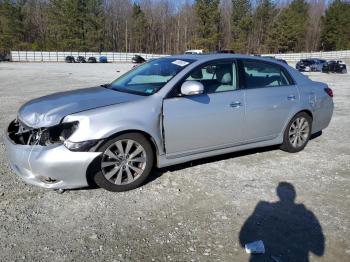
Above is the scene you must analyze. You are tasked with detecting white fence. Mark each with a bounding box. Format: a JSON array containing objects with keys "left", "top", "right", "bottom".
[
  {"left": 10, "top": 50, "right": 350, "bottom": 63},
  {"left": 262, "top": 50, "right": 350, "bottom": 62},
  {"left": 10, "top": 51, "right": 168, "bottom": 62}
]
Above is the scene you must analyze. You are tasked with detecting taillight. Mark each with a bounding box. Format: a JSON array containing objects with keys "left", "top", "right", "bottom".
[{"left": 324, "top": 87, "right": 333, "bottom": 97}]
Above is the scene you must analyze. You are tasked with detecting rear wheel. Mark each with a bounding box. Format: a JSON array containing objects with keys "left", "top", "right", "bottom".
[
  {"left": 93, "top": 133, "right": 154, "bottom": 192},
  {"left": 281, "top": 112, "right": 312, "bottom": 153}
]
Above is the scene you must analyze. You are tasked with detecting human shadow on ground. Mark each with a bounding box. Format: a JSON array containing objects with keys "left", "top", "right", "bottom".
[{"left": 239, "top": 182, "right": 325, "bottom": 262}]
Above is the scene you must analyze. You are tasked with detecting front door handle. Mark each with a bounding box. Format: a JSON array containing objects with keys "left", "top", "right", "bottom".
[
  {"left": 230, "top": 101, "right": 242, "bottom": 108},
  {"left": 287, "top": 95, "right": 296, "bottom": 101}
]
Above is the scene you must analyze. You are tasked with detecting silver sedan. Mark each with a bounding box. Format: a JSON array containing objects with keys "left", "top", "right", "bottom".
[{"left": 4, "top": 54, "right": 334, "bottom": 192}]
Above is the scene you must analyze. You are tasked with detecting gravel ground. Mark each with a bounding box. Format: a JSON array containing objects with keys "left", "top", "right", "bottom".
[{"left": 0, "top": 62, "right": 349, "bottom": 262}]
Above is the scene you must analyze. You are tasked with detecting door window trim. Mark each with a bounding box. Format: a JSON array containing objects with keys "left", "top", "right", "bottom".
[
  {"left": 238, "top": 58, "right": 296, "bottom": 90},
  {"left": 165, "top": 58, "right": 242, "bottom": 98}
]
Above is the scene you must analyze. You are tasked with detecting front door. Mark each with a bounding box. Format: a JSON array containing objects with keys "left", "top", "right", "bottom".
[{"left": 163, "top": 61, "right": 245, "bottom": 157}]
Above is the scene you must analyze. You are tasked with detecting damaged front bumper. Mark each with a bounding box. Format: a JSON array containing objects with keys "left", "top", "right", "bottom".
[{"left": 4, "top": 121, "right": 101, "bottom": 190}]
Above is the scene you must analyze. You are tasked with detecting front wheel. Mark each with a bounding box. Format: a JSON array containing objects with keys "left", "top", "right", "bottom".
[
  {"left": 281, "top": 112, "right": 312, "bottom": 153},
  {"left": 93, "top": 133, "right": 154, "bottom": 192}
]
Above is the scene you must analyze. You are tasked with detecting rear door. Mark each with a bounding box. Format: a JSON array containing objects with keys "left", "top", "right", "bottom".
[{"left": 240, "top": 59, "right": 299, "bottom": 142}]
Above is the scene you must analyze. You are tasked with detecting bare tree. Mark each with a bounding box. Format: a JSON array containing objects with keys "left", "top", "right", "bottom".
[
  {"left": 22, "top": 0, "right": 49, "bottom": 50},
  {"left": 305, "top": 0, "right": 326, "bottom": 51},
  {"left": 104, "top": 0, "right": 132, "bottom": 52},
  {"left": 219, "top": 0, "right": 232, "bottom": 49}
]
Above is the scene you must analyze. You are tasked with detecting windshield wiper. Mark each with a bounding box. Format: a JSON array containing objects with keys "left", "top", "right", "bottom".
[{"left": 110, "top": 86, "right": 149, "bottom": 96}]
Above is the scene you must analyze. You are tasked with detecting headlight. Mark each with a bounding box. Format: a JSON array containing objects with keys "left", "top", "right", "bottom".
[
  {"left": 64, "top": 140, "right": 97, "bottom": 152},
  {"left": 40, "top": 121, "right": 79, "bottom": 146}
]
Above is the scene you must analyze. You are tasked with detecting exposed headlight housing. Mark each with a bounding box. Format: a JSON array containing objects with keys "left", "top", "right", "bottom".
[
  {"left": 40, "top": 121, "right": 98, "bottom": 151},
  {"left": 7, "top": 120, "right": 79, "bottom": 146},
  {"left": 39, "top": 121, "right": 79, "bottom": 146}
]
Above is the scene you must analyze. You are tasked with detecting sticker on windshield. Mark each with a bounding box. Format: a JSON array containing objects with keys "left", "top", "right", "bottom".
[
  {"left": 145, "top": 88, "right": 154, "bottom": 94},
  {"left": 172, "top": 60, "right": 189, "bottom": 67}
]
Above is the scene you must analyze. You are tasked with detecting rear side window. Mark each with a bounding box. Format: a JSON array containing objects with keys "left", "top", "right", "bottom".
[{"left": 243, "top": 60, "right": 293, "bottom": 89}]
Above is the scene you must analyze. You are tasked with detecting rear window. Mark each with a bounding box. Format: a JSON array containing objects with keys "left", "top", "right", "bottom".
[{"left": 243, "top": 60, "right": 293, "bottom": 89}]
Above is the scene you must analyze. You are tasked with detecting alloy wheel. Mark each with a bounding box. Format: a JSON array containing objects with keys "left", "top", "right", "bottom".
[
  {"left": 101, "top": 139, "right": 147, "bottom": 185},
  {"left": 288, "top": 117, "right": 310, "bottom": 148}
]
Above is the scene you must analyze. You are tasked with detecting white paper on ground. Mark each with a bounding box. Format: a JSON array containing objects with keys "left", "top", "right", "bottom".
[{"left": 245, "top": 240, "right": 265, "bottom": 254}]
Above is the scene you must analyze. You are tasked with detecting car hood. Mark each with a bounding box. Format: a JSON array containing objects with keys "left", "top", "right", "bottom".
[{"left": 18, "top": 86, "right": 143, "bottom": 128}]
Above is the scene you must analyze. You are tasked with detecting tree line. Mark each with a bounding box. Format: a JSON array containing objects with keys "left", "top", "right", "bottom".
[{"left": 0, "top": 0, "right": 349, "bottom": 55}]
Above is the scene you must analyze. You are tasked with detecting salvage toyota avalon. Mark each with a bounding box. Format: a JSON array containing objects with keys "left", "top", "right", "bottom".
[{"left": 4, "top": 54, "right": 334, "bottom": 192}]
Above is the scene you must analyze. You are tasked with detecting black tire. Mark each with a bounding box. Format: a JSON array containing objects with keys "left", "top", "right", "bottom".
[
  {"left": 93, "top": 133, "right": 154, "bottom": 192},
  {"left": 280, "top": 112, "right": 312, "bottom": 153}
]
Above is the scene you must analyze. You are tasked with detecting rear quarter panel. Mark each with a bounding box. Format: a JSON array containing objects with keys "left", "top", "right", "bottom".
[
  {"left": 286, "top": 67, "right": 334, "bottom": 133},
  {"left": 308, "top": 81, "right": 334, "bottom": 133}
]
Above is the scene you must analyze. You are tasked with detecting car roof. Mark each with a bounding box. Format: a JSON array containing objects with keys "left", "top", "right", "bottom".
[{"left": 168, "top": 53, "right": 287, "bottom": 65}]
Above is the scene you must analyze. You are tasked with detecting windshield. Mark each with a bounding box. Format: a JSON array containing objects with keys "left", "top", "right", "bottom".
[{"left": 110, "top": 58, "right": 194, "bottom": 95}]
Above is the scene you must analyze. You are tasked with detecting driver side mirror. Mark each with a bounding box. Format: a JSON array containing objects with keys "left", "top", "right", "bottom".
[{"left": 180, "top": 81, "right": 204, "bottom": 96}]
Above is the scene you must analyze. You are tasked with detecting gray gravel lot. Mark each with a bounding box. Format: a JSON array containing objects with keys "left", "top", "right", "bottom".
[{"left": 0, "top": 62, "right": 349, "bottom": 262}]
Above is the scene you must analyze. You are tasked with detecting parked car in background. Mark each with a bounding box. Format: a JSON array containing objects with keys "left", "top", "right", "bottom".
[
  {"left": 184, "top": 49, "right": 203, "bottom": 54},
  {"left": 0, "top": 53, "right": 11, "bottom": 62},
  {"left": 132, "top": 55, "right": 146, "bottom": 64},
  {"left": 263, "top": 56, "right": 288, "bottom": 65},
  {"left": 5, "top": 54, "right": 334, "bottom": 192},
  {"left": 65, "top": 56, "right": 75, "bottom": 63},
  {"left": 322, "top": 60, "right": 347, "bottom": 74},
  {"left": 216, "top": 49, "right": 235, "bottom": 54},
  {"left": 276, "top": 58, "right": 288, "bottom": 64},
  {"left": 132, "top": 58, "right": 158, "bottom": 68},
  {"left": 99, "top": 56, "right": 108, "bottom": 63},
  {"left": 76, "top": 56, "right": 86, "bottom": 63},
  {"left": 296, "top": 59, "right": 326, "bottom": 72},
  {"left": 88, "top": 57, "right": 97, "bottom": 63}
]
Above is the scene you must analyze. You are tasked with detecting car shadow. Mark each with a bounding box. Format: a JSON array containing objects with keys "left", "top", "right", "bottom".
[
  {"left": 82, "top": 144, "right": 280, "bottom": 192},
  {"left": 80, "top": 131, "right": 323, "bottom": 192},
  {"left": 239, "top": 182, "right": 325, "bottom": 261},
  {"left": 145, "top": 145, "right": 280, "bottom": 185},
  {"left": 145, "top": 131, "right": 323, "bottom": 186}
]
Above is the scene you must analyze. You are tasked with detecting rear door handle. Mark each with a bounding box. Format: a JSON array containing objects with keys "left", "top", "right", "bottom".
[
  {"left": 230, "top": 101, "right": 242, "bottom": 108},
  {"left": 287, "top": 95, "right": 296, "bottom": 101}
]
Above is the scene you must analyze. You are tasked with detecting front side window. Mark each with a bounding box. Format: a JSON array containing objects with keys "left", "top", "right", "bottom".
[
  {"left": 110, "top": 58, "right": 194, "bottom": 95},
  {"left": 243, "top": 60, "right": 292, "bottom": 89},
  {"left": 184, "top": 61, "right": 238, "bottom": 94}
]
